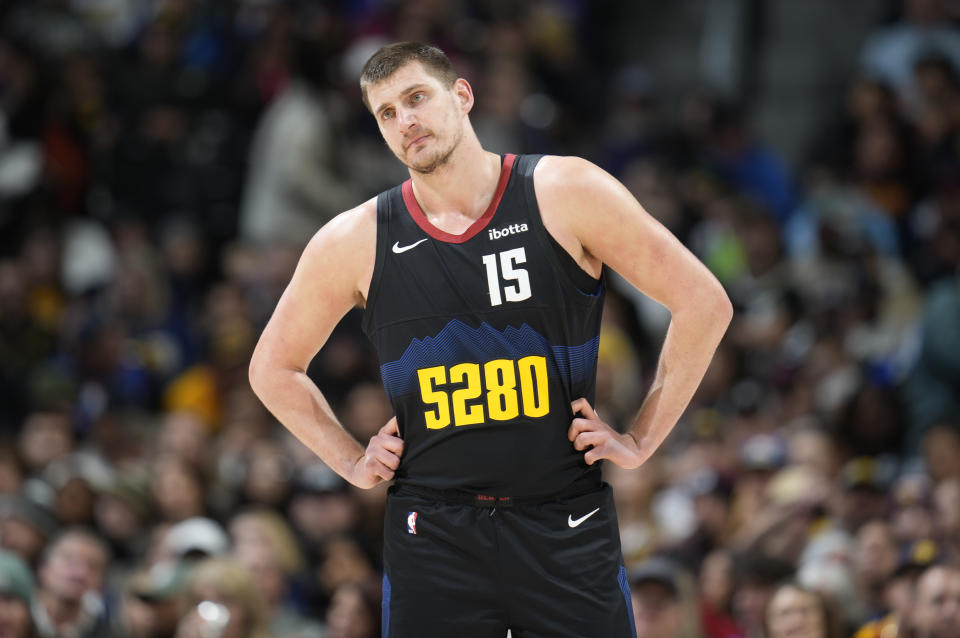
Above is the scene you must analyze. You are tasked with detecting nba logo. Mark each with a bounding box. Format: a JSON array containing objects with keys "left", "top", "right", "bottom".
[{"left": 407, "top": 511, "right": 418, "bottom": 534}]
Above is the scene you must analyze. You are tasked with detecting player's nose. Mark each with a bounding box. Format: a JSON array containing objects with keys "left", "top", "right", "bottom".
[{"left": 397, "top": 107, "right": 418, "bottom": 133}]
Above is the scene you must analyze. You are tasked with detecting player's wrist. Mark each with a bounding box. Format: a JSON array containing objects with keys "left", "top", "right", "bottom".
[
  {"left": 346, "top": 451, "right": 372, "bottom": 488},
  {"left": 621, "top": 432, "right": 644, "bottom": 468}
]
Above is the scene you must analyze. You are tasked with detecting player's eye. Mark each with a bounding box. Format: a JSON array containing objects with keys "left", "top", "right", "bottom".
[
  {"left": 381, "top": 108, "right": 394, "bottom": 120},
  {"left": 410, "top": 92, "right": 424, "bottom": 103}
]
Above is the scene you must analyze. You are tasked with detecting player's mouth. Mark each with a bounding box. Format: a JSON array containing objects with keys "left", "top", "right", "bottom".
[{"left": 405, "top": 134, "right": 431, "bottom": 150}]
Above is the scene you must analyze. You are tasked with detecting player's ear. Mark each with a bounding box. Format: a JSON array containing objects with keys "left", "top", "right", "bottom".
[{"left": 453, "top": 78, "right": 474, "bottom": 113}]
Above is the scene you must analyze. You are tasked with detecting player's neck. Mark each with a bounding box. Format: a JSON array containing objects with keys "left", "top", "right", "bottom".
[{"left": 409, "top": 136, "right": 501, "bottom": 226}]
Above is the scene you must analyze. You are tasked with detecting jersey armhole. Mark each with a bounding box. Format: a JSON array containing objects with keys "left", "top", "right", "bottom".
[
  {"left": 361, "top": 190, "right": 391, "bottom": 335},
  {"left": 521, "top": 155, "right": 603, "bottom": 297}
]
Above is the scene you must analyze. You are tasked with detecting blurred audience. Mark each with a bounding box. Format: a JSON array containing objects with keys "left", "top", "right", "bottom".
[
  {"left": 764, "top": 581, "right": 844, "bottom": 638},
  {"left": 0, "top": 0, "right": 958, "bottom": 634},
  {"left": 32, "top": 529, "right": 112, "bottom": 638},
  {"left": 173, "top": 558, "right": 269, "bottom": 638},
  {"left": 0, "top": 549, "right": 36, "bottom": 638}
]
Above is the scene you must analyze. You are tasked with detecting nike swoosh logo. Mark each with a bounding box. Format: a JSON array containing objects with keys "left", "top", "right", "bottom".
[
  {"left": 392, "top": 239, "right": 429, "bottom": 254},
  {"left": 567, "top": 507, "right": 600, "bottom": 528}
]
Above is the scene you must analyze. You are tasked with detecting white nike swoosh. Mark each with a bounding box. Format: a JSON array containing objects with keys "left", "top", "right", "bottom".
[
  {"left": 392, "top": 239, "right": 429, "bottom": 254},
  {"left": 567, "top": 507, "right": 600, "bottom": 528}
]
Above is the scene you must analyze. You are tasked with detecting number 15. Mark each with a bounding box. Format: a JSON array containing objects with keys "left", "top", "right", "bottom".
[{"left": 482, "top": 247, "right": 531, "bottom": 306}]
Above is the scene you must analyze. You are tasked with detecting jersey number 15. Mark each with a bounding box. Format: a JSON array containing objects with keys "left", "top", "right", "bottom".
[{"left": 482, "top": 248, "right": 531, "bottom": 306}]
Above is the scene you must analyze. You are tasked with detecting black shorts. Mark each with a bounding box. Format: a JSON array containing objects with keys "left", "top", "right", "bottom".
[{"left": 381, "top": 483, "right": 636, "bottom": 638}]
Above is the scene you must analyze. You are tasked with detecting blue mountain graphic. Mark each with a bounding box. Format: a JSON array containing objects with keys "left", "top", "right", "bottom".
[{"left": 380, "top": 319, "right": 598, "bottom": 399}]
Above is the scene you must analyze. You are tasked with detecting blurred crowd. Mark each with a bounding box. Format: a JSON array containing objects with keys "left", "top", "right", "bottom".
[{"left": 0, "top": 1, "right": 959, "bottom": 637}]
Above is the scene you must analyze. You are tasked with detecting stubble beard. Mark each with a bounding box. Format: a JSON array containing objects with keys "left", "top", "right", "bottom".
[{"left": 403, "top": 126, "right": 464, "bottom": 175}]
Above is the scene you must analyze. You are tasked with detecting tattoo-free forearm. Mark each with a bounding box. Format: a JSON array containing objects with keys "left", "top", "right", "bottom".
[
  {"left": 250, "top": 366, "right": 366, "bottom": 483},
  {"left": 628, "top": 294, "right": 732, "bottom": 463}
]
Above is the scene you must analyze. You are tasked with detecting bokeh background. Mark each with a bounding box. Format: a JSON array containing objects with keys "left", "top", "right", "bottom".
[{"left": 1, "top": 1, "right": 959, "bottom": 637}]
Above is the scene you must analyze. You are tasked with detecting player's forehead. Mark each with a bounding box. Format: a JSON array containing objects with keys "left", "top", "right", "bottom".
[{"left": 367, "top": 61, "right": 445, "bottom": 105}]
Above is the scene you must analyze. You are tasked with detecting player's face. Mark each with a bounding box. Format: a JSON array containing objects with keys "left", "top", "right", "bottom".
[{"left": 367, "top": 62, "right": 469, "bottom": 174}]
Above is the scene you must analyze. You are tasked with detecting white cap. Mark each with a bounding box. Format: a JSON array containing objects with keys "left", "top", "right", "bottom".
[{"left": 163, "top": 517, "right": 230, "bottom": 559}]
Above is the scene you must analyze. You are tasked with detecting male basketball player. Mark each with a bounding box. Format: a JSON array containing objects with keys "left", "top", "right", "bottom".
[{"left": 249, "top": 42, "right": 732, "bottom": 637}]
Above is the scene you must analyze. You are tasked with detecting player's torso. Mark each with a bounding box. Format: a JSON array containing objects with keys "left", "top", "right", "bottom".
[{"left": 362, "top": 154, "right": 605, "bottom": 497}]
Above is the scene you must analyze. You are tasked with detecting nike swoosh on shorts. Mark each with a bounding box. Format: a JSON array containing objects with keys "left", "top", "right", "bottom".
[{"left": 567, "top": 507, "right": 600, "bottom": 528}]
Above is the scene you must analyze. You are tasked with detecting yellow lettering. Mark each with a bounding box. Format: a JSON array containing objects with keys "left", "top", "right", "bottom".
[
  {"left": 417, "top": 366, "right": 450, "bottom": 429},
  {"left": 518, "top": 355, "right": 549, "bottom": 417},
  {"left": 450, "top": 362, "right": 484, "bottom": 426},
  {"left": 484, "top": 359, "right": 519, "bottom": 421}
]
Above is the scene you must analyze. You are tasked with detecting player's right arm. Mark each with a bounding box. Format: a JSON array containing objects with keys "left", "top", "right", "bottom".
[{"left": 247, "top": 199, "right": 403, "bottom": 489}]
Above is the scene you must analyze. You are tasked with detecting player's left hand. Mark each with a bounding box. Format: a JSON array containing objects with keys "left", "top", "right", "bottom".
[{"left": 568, "top": 398, "right": 643, "bottom": 469}]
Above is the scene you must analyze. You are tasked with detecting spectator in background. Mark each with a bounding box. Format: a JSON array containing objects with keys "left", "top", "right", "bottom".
[
  {"left": 0, "top": 496, "right": 57, "bottom": 569},
  {"left": 889, "top": 473, "right": 936, "bottom": 545},
  {"left": 910, "top": 54, "right": 960, "bottom": 153},
  {"left": 116, "top": 562, "right": 188, "bottom": 638},
  {"left": 155, "top": 412, "right": 210, "bottom": 475},
  {"left": 16, "top": 414, "right": 72, "bottom": 478},
  {"left": 698, "top": 549, "right": 743, "bottom": 638},
  {"left": 149, "top": 457, "right": 207, "bottom": 524},
  {"left": 764, "top": 581, "right": 843, "bottom": 638},
  {"left": 92, "top": 471, "right": 152, "bottom": 569},
  {"left": 666, "top": 467, "right": 734, "bottom": 573},
  {"left": 0, "top": 1, "right": 959, "bottom": 636},
  {"left": 174, "top": 558, "right": 269, "bottom": 638},
  {"left": 285, "top": 466, "right": 359, "bottom": 558},
  {"left": 314, "top": 535, "right": 378, "bottom": 613},
  {"left": 860, "top": 0, "right": 960, "bottom": 109},
  {"left": 853, "top": 538, "right": 941, "bottom": 638},
  {"left": 851, "top": 520, "right": 900, "bottom": 622},
  {"left": 324, "top": 581, "right": 378, "bottom": 638},
  {"left": 239, "top": 21, "right": 362, "bottom": 247},
  {"left": 229, "top": 508, "right": 325, "bottom": 638},
  {"left": 238, "top": 439, "right": 293, "bottom": 511},
  {"left": 627, "top": 557, "right": 699, "bottom": 638},
  {"left": 699, "top": 101, "right": 797, "bottom": 224},
  {"left": 0, "top": 549, "right": 37, "bottom": 638},
  {"left": 906, "top": 563, "right": 960, "bottom": 638},
  {"left": 157, "top": 518, "right": 229, "bottom": 566},
  {"left": 921, "top": 424, "right": 960, "bottom": 484},
  {"left": 833, "top": 457, "right": 897, "bottom": 534},
  {"left": 42, "top": 457, "right": 100, "bottom": 528},
  {"left": 32, "top": 528, "right": 114, "bottom": 638},
  {"left": 730, "top": 551, "right": 794, "bottom": 638},
  {"left": 932, "top": 477, "right": 960, "bottom": 564},
  {"left": 0, "top": 448, "right": 24, "bottom": 497},
  {"left": 905, "top": 268, "right": 960, "bottom": 449},
  {"left": 606, "top": 460, "right": 663, "bottom": 568}
]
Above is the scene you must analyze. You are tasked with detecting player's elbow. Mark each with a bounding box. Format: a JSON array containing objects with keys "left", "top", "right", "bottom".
[
  {"left": 247, "top": 340, "right": 275, "bottom": 401},
  {"left": 673, "top": 278, "right": 732, "bottom": 338},
  {"left": 701, "top": 280, "right": 733, "bottom": 338},
  {"left": 714, "top": 284, "right": 734, "bottom": 329},
  {"left": 247, "top": 352, "right": 266, "bottom": 400}
]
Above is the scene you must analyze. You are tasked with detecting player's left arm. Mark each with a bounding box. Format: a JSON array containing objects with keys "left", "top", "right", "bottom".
[{"left": 535, "top": 156, "right": 733, "bottom": 469}]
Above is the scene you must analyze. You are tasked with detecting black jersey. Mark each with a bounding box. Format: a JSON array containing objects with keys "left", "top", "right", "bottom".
[{"left": 362, "top": 154, "right": 605, "bottom": 497}]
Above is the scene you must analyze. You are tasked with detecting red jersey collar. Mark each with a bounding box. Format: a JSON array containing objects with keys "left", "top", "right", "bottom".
[{"left": 401, "top": 154, "right": 517, "bottom": 244}]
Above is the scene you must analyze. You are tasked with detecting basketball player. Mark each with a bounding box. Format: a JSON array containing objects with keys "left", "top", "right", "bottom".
[{"left": 249, "top": 42, "right": 732, "bottom": 637}]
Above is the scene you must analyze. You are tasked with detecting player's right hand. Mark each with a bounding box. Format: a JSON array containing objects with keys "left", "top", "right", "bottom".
[{"left": 351, "top": 417, "right": 404, "bottom": 489}]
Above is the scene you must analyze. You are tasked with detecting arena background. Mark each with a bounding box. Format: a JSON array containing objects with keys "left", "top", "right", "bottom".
[{"left": 0, "top": 1, "right": 959, "bottom": 637}]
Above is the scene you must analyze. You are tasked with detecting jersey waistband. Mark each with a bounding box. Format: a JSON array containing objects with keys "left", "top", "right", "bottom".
[{"left": 389, "top": 480, "right": 601, "bottom": 508}]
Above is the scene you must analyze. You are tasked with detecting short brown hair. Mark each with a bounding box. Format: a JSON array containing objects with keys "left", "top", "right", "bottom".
[{"left": 359, "top": 41, "right": 458, "bottom": 112}]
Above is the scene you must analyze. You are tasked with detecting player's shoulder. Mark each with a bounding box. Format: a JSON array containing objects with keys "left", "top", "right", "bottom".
[
  {"left": 306, "top": 197, "right": 377, "bottom": 249},
  {"left": 298, "top": 196, "right": 378, "bottom": 270},
  {"left": 532, "top": 155, "right": 617, "bottom": 198},
  {"left": 532, "top": 155, "right": 624, "bottom": 221},
  {"left": 294, "top": 197, "right": 379, "bottom": 300}
]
